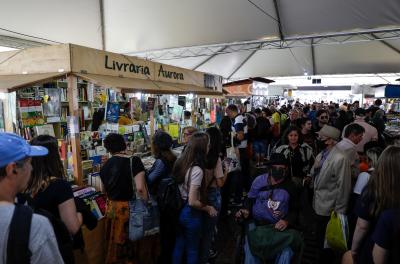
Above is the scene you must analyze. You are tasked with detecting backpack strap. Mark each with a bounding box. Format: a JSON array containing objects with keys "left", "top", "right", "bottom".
[{"left": 7, "top": 204, "right": 33, "bottom": 264}]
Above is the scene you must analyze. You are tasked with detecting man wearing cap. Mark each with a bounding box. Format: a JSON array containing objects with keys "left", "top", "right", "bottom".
[
  {"left": 235, "top": 153, "right": 303, "bottom": 264},
  {"left": 343, "top": 108, "right": 378, "bottom": 153},
  {"left": 0, "top": 133, "right": 64, "bottom": 263},
  {"left": 310, "top": 125, "right": 352, "bottom": 262}
]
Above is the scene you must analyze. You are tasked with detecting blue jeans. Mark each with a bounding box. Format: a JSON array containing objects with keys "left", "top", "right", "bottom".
[
  {"left": 199, "top": 188, "right": 222, "bottom": 264},
  {"left": 253, "top": 140, "right": 266, "bottom": 155},
  {"left": 172, "top": 204, "right": 203, "bottom": 264}
]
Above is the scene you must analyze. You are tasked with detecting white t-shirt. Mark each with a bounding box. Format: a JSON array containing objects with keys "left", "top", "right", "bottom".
[
  {"left": 179, "top": 166, "right": 203, "bottom": 200},
  {"left": 353, "top": 172, "right": 371, "bottom": 195},
  {"left": 0, "top": 204, "right": 64, "bottom": 264},
  {"left": 205, "top": 158, "right": 225, "bottom": 188},
  {"left": 232, "top": 114, "right": 248, "bottom": 149}
]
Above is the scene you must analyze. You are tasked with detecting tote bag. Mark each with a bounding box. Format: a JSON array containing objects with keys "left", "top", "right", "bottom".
[{"left": 128, "top": 157, "right": 160, "bottom": 241}]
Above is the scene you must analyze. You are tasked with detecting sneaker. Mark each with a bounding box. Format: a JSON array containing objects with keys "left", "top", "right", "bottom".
[
  {"left": 230, "top": 201, "right": 243, "bottom": 207},
  {"left": 208, "top": 249, "right": 218, "bottom": 259}
]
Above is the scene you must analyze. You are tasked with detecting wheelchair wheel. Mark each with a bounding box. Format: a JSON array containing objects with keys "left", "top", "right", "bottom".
[{"left": 234, "top": 225, "right": 245, "bottom": 264}]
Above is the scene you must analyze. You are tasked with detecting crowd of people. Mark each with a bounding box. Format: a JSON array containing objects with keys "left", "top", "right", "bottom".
[{"left": 0, "top": 98, "right": 399, "bottom": 264}]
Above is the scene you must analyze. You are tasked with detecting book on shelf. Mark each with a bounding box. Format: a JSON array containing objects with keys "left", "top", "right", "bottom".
[
  {"left": 81, "top": 160, "right": 94, "bottom": 180},
  {"left": 88, "top": 172, "right": 104, "bottom": 192},
  {"left": 73, "top": 188, "right": 107, "bottom": 220},
  {"left": 73, "top": 186, "right": 96, "bottom": 198},
  {"left": 106, "top": 102, "right": 120, "bottom": 123},
  {"left": 82, "top": 106, "right": 92, "bottom": 120},
  {"left": 58, "top": 139, "right": 68, "bottom": 160},
  {"left": 34, "top": 124, "right": 55, "bottom": 137},
  {"left": 43, "top": 88, "right": 61, "bottom": 119}
]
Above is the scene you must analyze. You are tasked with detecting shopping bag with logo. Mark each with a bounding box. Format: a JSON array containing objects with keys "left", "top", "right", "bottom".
[{"left": 325, "top": 211, "right": 348, "bottom": 252}]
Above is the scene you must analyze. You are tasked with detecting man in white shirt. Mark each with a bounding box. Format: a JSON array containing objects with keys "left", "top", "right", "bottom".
[{"left": 0, "top": 132, "right": 64, "bottom": 264}]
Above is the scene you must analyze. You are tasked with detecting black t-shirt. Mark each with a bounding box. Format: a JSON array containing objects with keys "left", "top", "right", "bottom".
[
  {"left": 355, "top": 191, "right": 378, "bottom": 264},
  {"left": 254, "top": 116, "right": 271, "bottom": 140},
  {"left": 372, "top": 209, "right": 400, "bottom": 264},
  {"left": 100, "top": 156, "right": 145, "bottom": 201},
  {"left": 33, "top": 178, "right": 74, "bottom": 218}
]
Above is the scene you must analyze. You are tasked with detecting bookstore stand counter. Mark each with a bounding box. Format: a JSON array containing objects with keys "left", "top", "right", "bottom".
[{"left": 0, "top": 43, "right": 223, "bottom": 264}]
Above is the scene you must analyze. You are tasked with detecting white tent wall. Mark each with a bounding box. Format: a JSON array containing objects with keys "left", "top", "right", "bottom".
[
  {"left": 0, "top": 0, "right": 102, "bottom": 49},
  {"left": 278, "top": 0, "right": 400, "bottom": 37},
  {"left": 230, "top": 47, "right": 313, "bottom": 79},
  {"left": 314, "top": 41, "right": 400, "bottom": 75},
  {"left": 196, "top": 50, "right": 257, "bottom": 79},
  {"left": 103, "top": 0, "right": 279, "bottom": 53}
]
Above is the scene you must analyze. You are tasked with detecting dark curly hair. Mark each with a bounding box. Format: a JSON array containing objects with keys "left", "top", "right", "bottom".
[{"left": 104, "top": 133, "right": 126, "bottom": 154}]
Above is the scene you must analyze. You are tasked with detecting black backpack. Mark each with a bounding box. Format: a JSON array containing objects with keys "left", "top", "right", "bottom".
[
  {"left": 7, "top": 204, "right": 33, "bottom": 264},
  {"left": 256, "top": 117, "right": 271, "bottom": 139},
  {"left": 157, "top": 177, "right": 184, "bottom": 214},
  {"left": 16, "top": 194, "right": 75, "bottom": 264}
]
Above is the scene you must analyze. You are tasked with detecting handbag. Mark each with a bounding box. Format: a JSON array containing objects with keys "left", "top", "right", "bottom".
[
  {"left": 325, "top": 211, "right": 348, "bottom": 252},
  {"left": 128, "top": 156, "right": 160, "bottom": 241},
  {"left": 226, "top": 132, "right": 241, "bottom": 173}
]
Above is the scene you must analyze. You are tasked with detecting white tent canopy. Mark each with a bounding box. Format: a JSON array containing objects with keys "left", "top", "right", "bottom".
[{"left": 1, "top": 0, "right": 400, "bottom": 79}]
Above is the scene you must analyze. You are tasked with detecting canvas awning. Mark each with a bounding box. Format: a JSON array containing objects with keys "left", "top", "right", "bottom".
[
  {"left": 75, "top": 73, "right": 221, "bottom": 95},
  {"left": 0, "top": 44, "right": 223, "bottom": 95},
  {"left": 0, "top": 72, "right": 65, "bottom": 92}
]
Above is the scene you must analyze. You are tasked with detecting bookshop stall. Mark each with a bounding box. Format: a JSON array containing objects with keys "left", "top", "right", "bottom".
[
  {"left": 223, "top": 77, "right": 275, "bottom": 109},
  {"left": 0, "top": 43, "right": 223, "bottom": 264}
]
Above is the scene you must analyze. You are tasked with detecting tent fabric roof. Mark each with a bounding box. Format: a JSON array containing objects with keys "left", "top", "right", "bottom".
[{"left": 0, "top": 0, "right": 400, "bottom": 78}]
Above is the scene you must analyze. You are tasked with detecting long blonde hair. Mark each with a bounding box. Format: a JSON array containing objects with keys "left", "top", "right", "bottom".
[{"left": 365, "top": 145, "right": 400, "bottom": 218}]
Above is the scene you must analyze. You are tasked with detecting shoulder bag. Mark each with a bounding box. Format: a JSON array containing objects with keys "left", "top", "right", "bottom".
[{"left": 128, "top": 156, "right": 160, "bottom": 241}]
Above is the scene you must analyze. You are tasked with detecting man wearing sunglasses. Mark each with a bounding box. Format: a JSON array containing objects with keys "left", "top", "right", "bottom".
[{"left": 313, "top": 109, "right": 330, "bottom": 133}]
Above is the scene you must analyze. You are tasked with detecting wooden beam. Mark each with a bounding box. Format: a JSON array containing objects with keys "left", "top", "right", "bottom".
[{"left": 67, "top": 75, "right": 83, "bottom": 185}]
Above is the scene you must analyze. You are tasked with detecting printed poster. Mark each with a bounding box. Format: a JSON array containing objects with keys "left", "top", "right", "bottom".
[{"left": 19, "top": 99, "right": 45, "bottom": 127}]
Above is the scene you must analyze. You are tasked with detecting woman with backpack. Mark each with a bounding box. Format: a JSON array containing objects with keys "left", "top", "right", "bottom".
[
  {"left": 147, "top": 131, "right": 177, "bottom": 264},
  {"left": 172, "top": 132, "right": 218, "bottom": 264},
  {"left": 199, "top": 127, "right": 228, "bottom": 264},
  {"left": 99, "top": 133, "right": 152, "bottom": 264},
  {"left": 26, "top": 135, "right": 83, "bottom": 263}
]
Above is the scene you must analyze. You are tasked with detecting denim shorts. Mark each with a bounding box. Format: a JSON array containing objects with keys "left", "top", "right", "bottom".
[{"left": 253, "top": 140, "right": 266, "bottom": 155}]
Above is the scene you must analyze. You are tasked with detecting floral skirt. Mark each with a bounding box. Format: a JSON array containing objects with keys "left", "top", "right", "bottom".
[{"left": 105, "top": 200, "right": 160, "bottom": 264}]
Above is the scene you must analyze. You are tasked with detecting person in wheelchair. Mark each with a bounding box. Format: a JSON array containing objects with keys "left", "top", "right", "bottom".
[{"left": 235, "top": 153, "right": 304, "bottom": 264}]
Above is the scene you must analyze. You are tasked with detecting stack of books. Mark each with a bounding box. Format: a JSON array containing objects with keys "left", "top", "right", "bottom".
[{"left": 73, "top": 186, "right": 107, "bottom": 220}]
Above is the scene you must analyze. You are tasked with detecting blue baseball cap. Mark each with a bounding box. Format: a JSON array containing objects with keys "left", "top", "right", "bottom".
[{"left": 0, "top": 133, "right": 48, "bottom": 168}]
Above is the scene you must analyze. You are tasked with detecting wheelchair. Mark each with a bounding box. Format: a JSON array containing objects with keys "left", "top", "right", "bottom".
[{"left": 235, "top": 217, "right": 303, "bottom": 264}]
